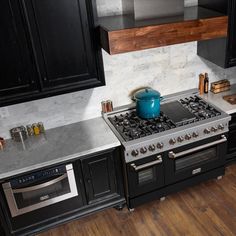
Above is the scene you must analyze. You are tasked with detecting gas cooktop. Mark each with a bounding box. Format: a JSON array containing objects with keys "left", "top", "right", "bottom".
[
  {"left": 108, "top": 96, "right": 221, "bottom": 142},
  {"left": 103, "top": 92, "right": 231, "bottom": 163}
]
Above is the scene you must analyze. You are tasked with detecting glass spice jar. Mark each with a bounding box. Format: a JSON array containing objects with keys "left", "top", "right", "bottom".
[{"left": 32, "top": 123, "right": 40, "bottom": 135}]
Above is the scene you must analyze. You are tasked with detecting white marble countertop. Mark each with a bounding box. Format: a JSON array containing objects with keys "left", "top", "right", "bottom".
[
  {"left": 201, "top": 84, "right": 236, "bottom": 115},
  {"left": 0, "top": 117, "right": 120, "bottom": 180}
]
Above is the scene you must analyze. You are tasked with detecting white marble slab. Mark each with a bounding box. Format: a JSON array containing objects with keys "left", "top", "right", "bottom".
[
  {"left": 201, "top": 84, "right": 236, "bottom": 115},
  {"left": 0, "top": 117, "right": 120, "bottom": 180}
]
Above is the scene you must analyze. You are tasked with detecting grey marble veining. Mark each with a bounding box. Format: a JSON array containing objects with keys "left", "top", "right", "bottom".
[
  {"left": 0, "top": 0, "right": 235, "bottom": 140},
  {"left": 0, "top": 117, "right": 120, "bottom": 180},
  {"left": 201, "top": 84, "right": 236, "bottom": 115}
]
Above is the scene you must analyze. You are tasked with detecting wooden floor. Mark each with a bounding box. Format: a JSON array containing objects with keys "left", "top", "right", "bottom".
[{"left": 39, "top": 164, "right": 236, "bottom": 236}]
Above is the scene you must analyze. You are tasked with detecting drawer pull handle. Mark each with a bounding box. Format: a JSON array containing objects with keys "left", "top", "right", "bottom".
[
  {"left": 131, "top": 156, "right": 162, "bottom": 171},
  {"left": 169, "top": 135, "right": 227, "bottom": 159}
]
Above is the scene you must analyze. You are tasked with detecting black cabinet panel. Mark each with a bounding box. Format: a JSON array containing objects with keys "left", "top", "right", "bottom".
[
  {"left": 0, "top": 0, "right": 38, "bottom": 100},
  {"left": 0, "top": 0, "right": 105, "bottom": 106},
  {"left": 81, "top": 150, "right": 118, "bottom": 204},
  {"left": 198, "top": 0, "right": 236, "bottom": 68},
  {"left": 227, "top": 0, "right": 236, "bottom": 67},
  {"left": 22, "top": 0, "right": 103, "bottom": 90}
]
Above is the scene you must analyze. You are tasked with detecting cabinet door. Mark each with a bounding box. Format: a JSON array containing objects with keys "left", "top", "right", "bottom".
[
  {"left": 22, "top": 0, "right": 104, "bottom": 92},
  {"left": 0, "top": 0, "right": 38, "bottom": 102},
  {"left": 227, "top": 0, "right": 236, "bottom": 67},
  {"left": 81, "top": 151, "right": 118, "bottom": 204}
]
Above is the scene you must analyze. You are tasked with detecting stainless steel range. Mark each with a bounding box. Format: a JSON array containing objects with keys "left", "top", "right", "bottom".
[{"left": 103, "top": 90, "right": 231, "bottom": 210}]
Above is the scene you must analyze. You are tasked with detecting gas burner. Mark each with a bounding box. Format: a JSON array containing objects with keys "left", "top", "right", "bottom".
[
  {"left": 108, "top": 111, "right": 176, "bottom": 141},
  {"left": 108, "top": 95, "right": 223, "bottom": 142}
]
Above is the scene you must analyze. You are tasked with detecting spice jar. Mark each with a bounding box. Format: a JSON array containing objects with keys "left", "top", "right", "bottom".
[
  {"left": 38, "top": 122, "right": 45, "bottom": 133},
  {"left": 26, "top": 125, "right": 34, "bottom": 136},
  {"left": 32, "top": 123, "right": 40, "bottom": 135}
]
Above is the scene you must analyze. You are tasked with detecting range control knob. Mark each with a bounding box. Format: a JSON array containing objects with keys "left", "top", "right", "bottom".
[
  {"left": 185, "top": 134, "right": 192, "bottom": 140},
  {"left": 131, "top": 149, "right": 139, "bottom": 157},
  {"left": 211, "top": 126, "right": 218, "bottom": 132},
  {"left": 204, "top": 128, "right": 211, "bottom": 134},
  {"left": 169, "top": 138, "right": 176, "bottom": 145},
  {"left": 218, "top": 124, "right": 224, "bottom": 130},
  {"left": 157, "top": 142, "right": 164, "bottom": 149},
  {"left": 148, "top": 144, "right": 156, "bottom": 152},
  {"left": 140, "top": 147, "right": 147, "bottom": 154},
  {"left": 192, "top": 132, "right": 199, "bottom": 138},
  {"left": 177, "top": 136, "right": 184, "bottom": 143}
]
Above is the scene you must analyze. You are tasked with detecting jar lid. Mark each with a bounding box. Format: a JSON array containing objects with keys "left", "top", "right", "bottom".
[{"left": 134, "top": 88, "right": 161, "bottom": 100}]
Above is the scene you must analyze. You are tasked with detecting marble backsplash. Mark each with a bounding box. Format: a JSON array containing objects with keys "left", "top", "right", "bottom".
[
  {"left": 96, "top": 0, "right": 198, "bottom": 17},
  {"left": 1, "top": 0, "right": 236, "bottom": 139}
]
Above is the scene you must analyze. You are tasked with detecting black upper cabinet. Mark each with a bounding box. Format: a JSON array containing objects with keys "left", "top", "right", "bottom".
[
  {"left": 227, "top": 1, "right": 236, "bottom": 67},
  {"left": 0, "top": 0, "right": 104, "bottom": 106},
  {"left": 0, "top": 0, "right": 39, "bottom": 102},
  {"left": 22, "top": 0, "right": 103, "bottom": 91},
  {"left": 198, "top": 0, "right": 236, "bottom": 68}
]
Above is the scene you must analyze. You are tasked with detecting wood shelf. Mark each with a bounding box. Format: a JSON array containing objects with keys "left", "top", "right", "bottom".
[{"left": 98, "top": 6, "right": 228, "bottom": 55}]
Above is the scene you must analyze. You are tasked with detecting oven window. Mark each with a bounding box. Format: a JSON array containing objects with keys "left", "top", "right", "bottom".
[
  {"left": 14, "top": 176, "right": 70, "bottom": 209},
  {"left": 175, "top": 147, "right": 217, "bottom": 171},
  {"left": 138, "top": 168, "right": 156, "bottom": 185}
]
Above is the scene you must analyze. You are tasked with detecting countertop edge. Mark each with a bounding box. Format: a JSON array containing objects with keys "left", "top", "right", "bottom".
[{"left": 0, "top": 141, "right": 121, "bottom": 180}]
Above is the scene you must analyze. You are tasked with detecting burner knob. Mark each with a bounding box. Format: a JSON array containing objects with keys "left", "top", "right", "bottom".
[
  {"left": 169, "top": 138, "right": 176, "bottom": 145},
  {"left": 157, "top": 142, "right": 164, "bottom": 149},
  {"left": 140, "top": 147, "right": 147, "bottom": 154},
  {"left": 177, "top": 136, "right": 184, "bottom": 143},
  {"left": 211, "top": 126, "right": 218, "bottom": 132},
  {"left": 204, "top": 128, "right": 211, "bottom": 134},
  {"left": 218, "top": 124, "right": 224, "bottom": 130},
  {"left": 185, "top": 134, "right": 192, "bottom": 140},
  {"left": 131, "top": 149, "right": 139, "bottom": 157},
  {"left": 148, "top": 144, "right": 156, "bottom": 152},
  {"left": 192, "top": 132, "right": 199, "bottom": 138}
]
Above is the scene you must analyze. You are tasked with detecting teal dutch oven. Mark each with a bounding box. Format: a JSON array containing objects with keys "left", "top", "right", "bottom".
[{"left": 134, "top": 88, "right": 162, "bottom": 119}]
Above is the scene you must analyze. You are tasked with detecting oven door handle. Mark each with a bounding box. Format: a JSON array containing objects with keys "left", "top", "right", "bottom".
[
  {"left": 12, "top": 173, "right": 67, "bottom": 193},
  {"left": 168, "top": 135, "right": 227, "bottom": 159},
  {"left": 131, "top": 156, "right": 162, "bottom": 171}
]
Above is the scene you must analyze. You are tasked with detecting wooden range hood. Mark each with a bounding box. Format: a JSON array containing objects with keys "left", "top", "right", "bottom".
[{"left": 98, "top": 6, "right": 228, "bottom": 55}]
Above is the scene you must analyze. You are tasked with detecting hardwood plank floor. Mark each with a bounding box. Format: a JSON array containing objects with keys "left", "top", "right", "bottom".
[{"left": 39, "top": 164, "right": 236, "bottom": 236}]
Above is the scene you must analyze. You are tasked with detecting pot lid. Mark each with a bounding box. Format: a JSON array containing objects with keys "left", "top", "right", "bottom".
[{"left": 134, "top": 88, "right": 161, "bottom": 100}]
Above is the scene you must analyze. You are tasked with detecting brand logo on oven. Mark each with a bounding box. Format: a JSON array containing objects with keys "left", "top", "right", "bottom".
[
  {"left": 40, "top": 195, "right": 50, "bottom": 201},
  {"left": 192, "top": 168, "right": 202, "bottom": 175}
]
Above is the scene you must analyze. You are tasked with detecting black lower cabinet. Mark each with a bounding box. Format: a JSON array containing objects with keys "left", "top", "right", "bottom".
[
  {"left": 227, "top": 113, "right": 236, "bottom": 163},
  {"left": 0, "top": 148, "right": 124, "bottom": 236},
  {"left": 81, "top": 149, "right": 122, "bottom": 205}
]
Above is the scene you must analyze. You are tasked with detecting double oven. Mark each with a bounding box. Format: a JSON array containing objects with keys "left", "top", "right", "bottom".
[{"left": 126, "top": 133, "right": 227, "bottom": 207}]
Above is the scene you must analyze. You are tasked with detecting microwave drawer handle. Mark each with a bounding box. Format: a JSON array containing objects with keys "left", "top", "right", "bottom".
[
  {"left": 12, "top": 173, "right": 67, "bottom": 193},
  {"left": 131, "top": 156, "right": 162, "bottom": 171},
  {"left": 169, "top": 135, "right": 227, "bottom": 159}
]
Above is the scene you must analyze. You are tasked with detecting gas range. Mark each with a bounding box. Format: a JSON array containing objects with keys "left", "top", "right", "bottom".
[{"left": 103, "top": 91, "right": 231, "bottom": 163}]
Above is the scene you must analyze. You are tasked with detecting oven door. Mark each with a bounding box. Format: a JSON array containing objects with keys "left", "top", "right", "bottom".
[
  {"left": 127, "top": 154, "right": 164, "bottom": 198},
  {"left": 165, "top": 134, "right": 227, "bottom": 185},
  {"left": 2, "top": 164, "right": 78, "bottom": 217}
]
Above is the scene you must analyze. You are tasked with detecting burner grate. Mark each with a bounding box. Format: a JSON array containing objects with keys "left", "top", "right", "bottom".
[{"left": 108, "top": 96, "right": 221, "bottom": 142}]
